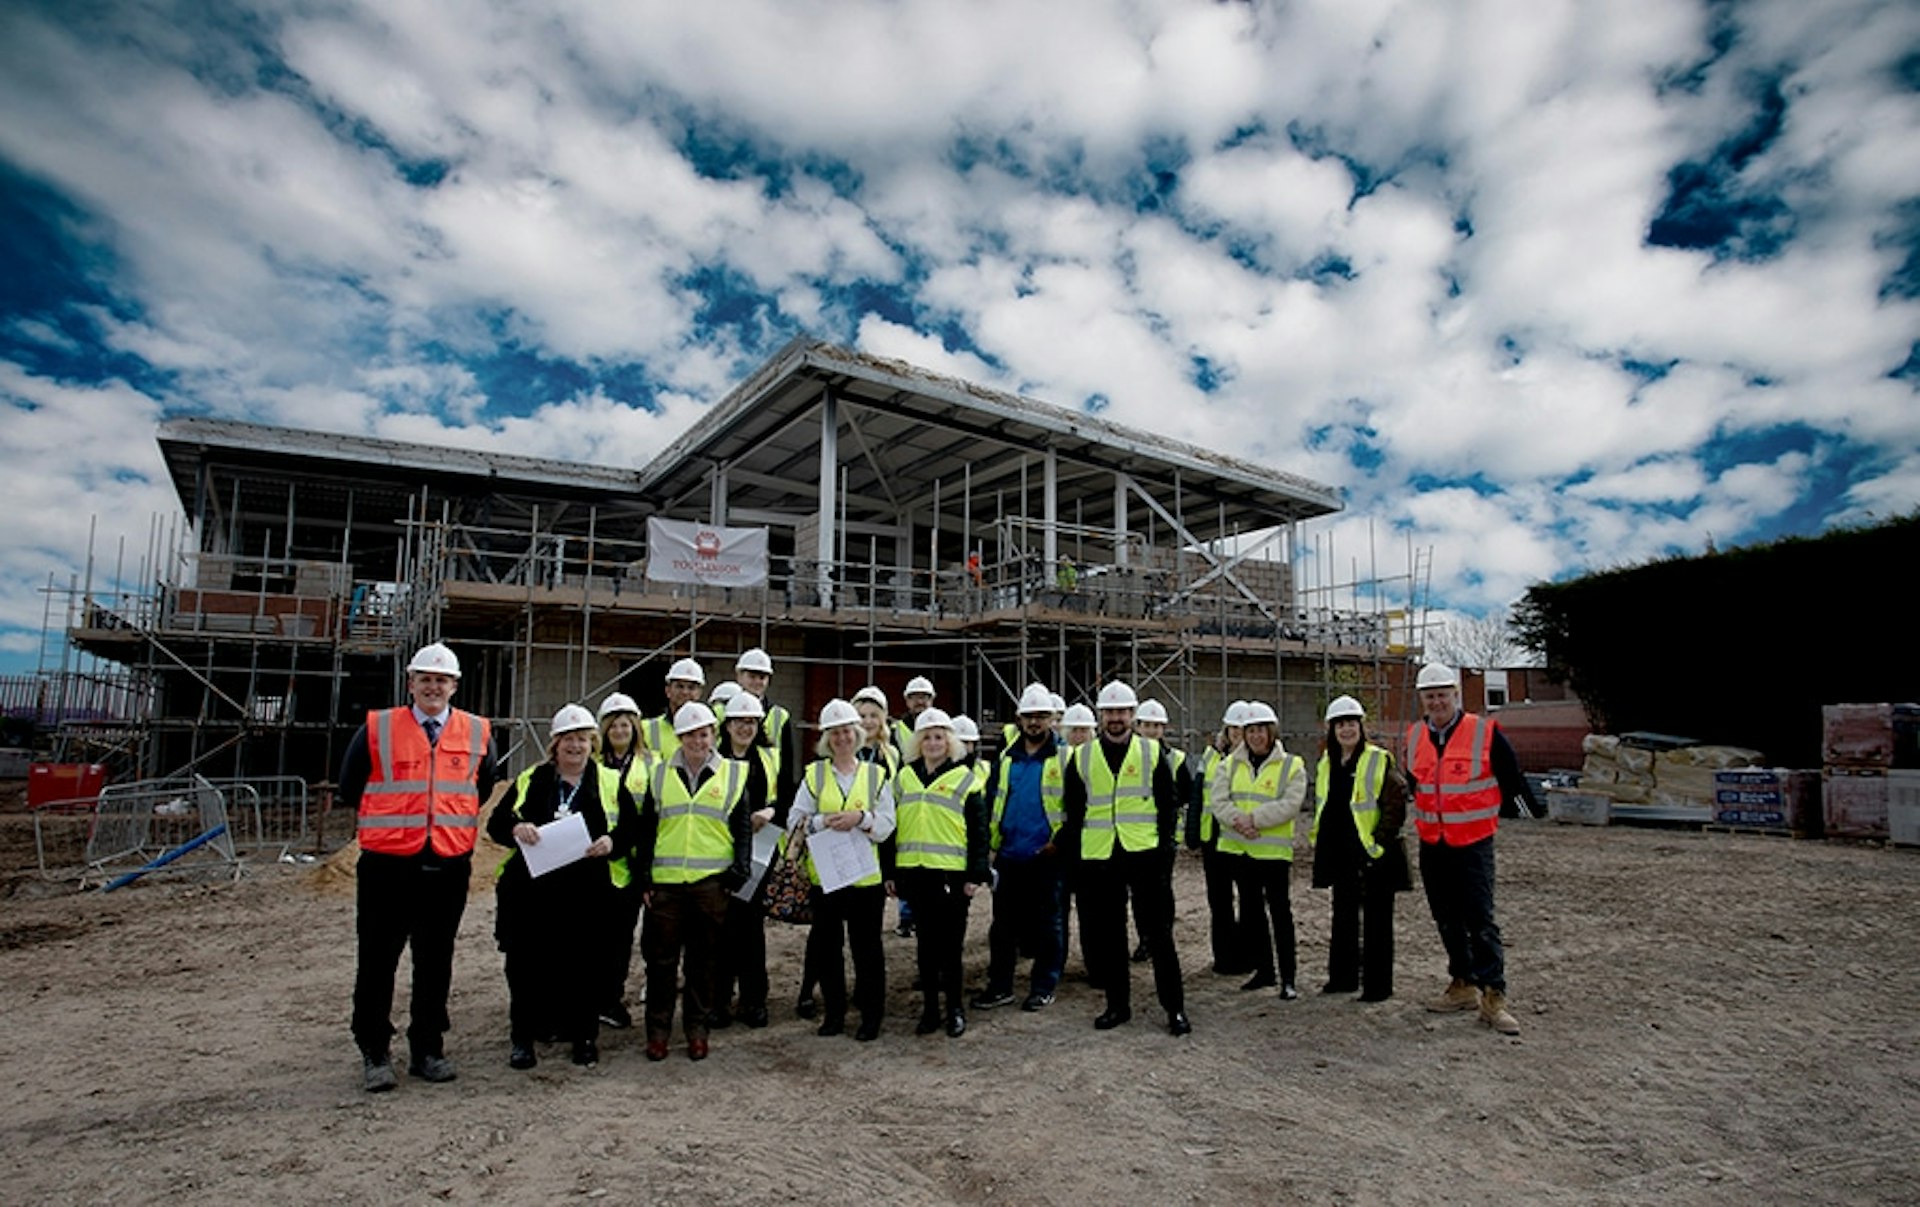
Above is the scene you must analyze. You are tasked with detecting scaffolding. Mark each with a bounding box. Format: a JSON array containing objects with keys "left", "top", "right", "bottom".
[{"left": 19, "top": 339, "right": 1438, "bottom": 795}]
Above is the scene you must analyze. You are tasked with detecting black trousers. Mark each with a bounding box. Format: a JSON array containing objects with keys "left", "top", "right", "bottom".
[
  {"left": 641, "top": 877, "right": 729, "bottom": 1042},
  {"left": 1420, "top": 836, "right": 1504, "bottom": 992},
  {"left": 504, "top": 921, "right": 601, "bottom": 1047},
  {"left": 1079, "top": 847, "right": 1183, "bottom": 1016},
  {"left": 984, "top": 854, "right": 1065, "bottom": 997},
  {"left": 896, "top": 867, "right": 973, "bottom": 1015},
  {"left": 1201, "top": 845, "right": 1246, "bottom": 971},
  {"left": 805, "top": 882, "right": 886, "bottom": 1026},
  {"left": 1326, "top": 867, "right": 1396, "bottom": 995},
  {"left": 352, "top": 850, "right": 469, "bottom": 1058},
  {"left": 1129, "top": 848, "right": 1177, "bottom": 947},
  {"left": 716, "top": 890, "right": 770, "bottom": 1015},
  {"left": 603, "top": 881, "right": 644, "bottom": 1013},
  {"left": 1228, "top": 854, "right": 1296, "bottom": 986}
]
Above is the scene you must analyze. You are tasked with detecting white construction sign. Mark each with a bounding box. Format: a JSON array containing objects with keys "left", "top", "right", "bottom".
[{"left": 645, "top": 517, "right": 769, "bottom": 587}]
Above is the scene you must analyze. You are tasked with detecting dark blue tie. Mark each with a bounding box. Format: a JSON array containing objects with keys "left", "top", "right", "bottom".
[{"left": 423, "top": 717, "right": 442, "bottom": 746}]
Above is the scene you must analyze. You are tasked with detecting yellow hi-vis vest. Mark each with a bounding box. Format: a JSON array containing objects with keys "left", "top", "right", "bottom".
[
  {"left": 1198, "top": 747, "right": 1230, "bottom": 843},
  {"left": 895, "top": 761, "right": 976, "bottom": 871},
  {"left": 990, "top": 745, "right": 1067, "bottom": 850},
  {"left": 647, "top": 756, "right": 745, "bottom": 885},
  {"left": 1217, "top": 750, "right": 1305, "bottom": 861},
  {"left": 717, "top": 700, "right": 789, "bottom": 783},
  {"left": 641, "top": 715, "right": 680, "bottom": 763},
  {"left": 804, "top": 759, "right": 887, "bottom": 887},
  {"left": 1311, "top": 745, "right": 1389, "bottom": 860},
  {"left": 503, "top": 762, "right": 627, "bottom": 887},
  {"left": 1075, "top": 735, "right": 1161, "bottom": 860}
]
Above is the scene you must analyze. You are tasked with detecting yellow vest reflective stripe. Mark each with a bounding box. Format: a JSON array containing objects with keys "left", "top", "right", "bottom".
[
  {"left": 895, "top": 762, "right": 974, "bottom": 870},
  {"left": 1311, "top": 745, "right": 1388, "bottom": 860},
  {"left": 648, "top": 757, "right": 745, "bottom": 884},
  {"left": 1198, "top": 748, "right": 1225, "bottom": 843},
  {"left": 860, "top": 741, "right": 900, "bottom": 778},
  {"left": 1076, "top": 736, "right": 1160, "bottom": 860},
  {"left": 642, "top": 716, "right": 681, "bottom": 763},
  {"left": 1218, "top": 751, "right": 1304, "bottom": 861},
  {"left": 805, "top": 759, "right": 886, "bottom": 887},
  {"left": 990, "top": 747, "right": 1067, "bottom": 848},
  {"left": 502, "top": 762, "right": 627, "bottom": 887}
]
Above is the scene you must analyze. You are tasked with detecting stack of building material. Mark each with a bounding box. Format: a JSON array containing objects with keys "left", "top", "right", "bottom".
[
  {"left": 1577, "top": 734, "right": 1653, "bottom": 803},
  {"left": 1650, "top": 745, "right": 1766, "bottom": 809},
  {"left": 1711, "top": 769, "right": 1821, "bottom": 835},
  {"left": 1824, "top": 703, "right": 1920, "bottom": 840}
]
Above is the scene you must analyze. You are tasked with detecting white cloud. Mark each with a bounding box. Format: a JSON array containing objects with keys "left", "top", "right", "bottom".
[{"left": 0, "top": 0, "right": 1915, "bottom": 672}]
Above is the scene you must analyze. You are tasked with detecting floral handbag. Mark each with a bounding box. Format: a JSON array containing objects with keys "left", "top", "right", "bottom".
[{"left": 762, "top": 827, "right": 814, "bottom": 925}]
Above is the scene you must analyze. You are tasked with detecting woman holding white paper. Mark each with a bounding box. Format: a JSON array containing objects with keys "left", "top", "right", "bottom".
[
  {"left": 489, "top": 704, "right": 638, "bottom": 1071},
  {"left": 789, "top": 699, "right": 895, "bottom": 1041}
]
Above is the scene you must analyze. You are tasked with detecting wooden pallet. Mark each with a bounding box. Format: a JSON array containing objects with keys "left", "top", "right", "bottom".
[{"left": 1701, "top": 823, "right": 1809, "bottom": 840}]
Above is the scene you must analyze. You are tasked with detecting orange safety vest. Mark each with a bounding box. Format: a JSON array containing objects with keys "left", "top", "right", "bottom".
[
  {"left": 1405, "top": 712, "right": 1501, "bottom": 847},
  {"left": 359, "top": 707, "right": 490, "bottom": 857}
]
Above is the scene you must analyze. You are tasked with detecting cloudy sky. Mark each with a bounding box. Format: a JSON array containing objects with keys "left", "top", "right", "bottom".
[{"left": 1, "top": 0, "right": 1916, "bottom": 674}]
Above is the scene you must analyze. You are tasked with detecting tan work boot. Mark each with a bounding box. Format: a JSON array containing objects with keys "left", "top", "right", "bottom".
[
  {"left": 1426, "top": 977, "right": 1479, "bottom": 1012},
  {"left": 1479, "top": 988, "right": 1520, "bottom": 1035}
]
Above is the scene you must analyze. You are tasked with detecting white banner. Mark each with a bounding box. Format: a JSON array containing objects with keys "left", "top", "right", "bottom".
[{"left": 645, "top": 517, "right": 769, "bottom": 587}]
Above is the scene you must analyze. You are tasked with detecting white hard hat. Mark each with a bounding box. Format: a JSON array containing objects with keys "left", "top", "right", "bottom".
[
  {"left": 1095, "top": 681, "right": 1138, "bottom": 710},
  {"left": 550, "top": 703, "right": 597, "bottom": 738},
  {"left": 914, "top": 707, "right": 954, "bottom": 733},
  {"left": 950, "top": 714, "right": 980, "bottom": 743},
  {"left": 1241, "top": 700, "right": 1278, "bottom": 727},
  {"left": 1048, "top": 693, "right": 1067, "bottom": 714},
  {"left": 723, "top": 692, "right": 764, "bottom": 721},
  {"left": 736, "top": 647, "right": 774, "bottom": 675},
  {"left": 818, "top": 698, "right": 860, "bottom": 730},
  {"left": 1136, "top": 699, "right": 1170, "bottom": 724},
  {"left": 1017, "top": 683, "right": 1055, "bottom": 715},
  {"left": 597, "top": 692, "right": 640, "bottom": 721},
  {"left": 709, "top": 681, "right": 741, "bottom": 707},
  {"left": 852, "top": 685, "right": 889, "bottom": 711},
  {"left": 666, "top": 657, "right": 706, "bottom": 685},
  {"left": 1062, "top": 703, "right": 1096, "bottom": 729},
  {"left": 904, "top": 675, "right": 935, "bottom": 698},
  {"left": 1325, "top": 695, "right": 1365, "bottom": 722},
  {"left": 673, "top": 701, "right": 719, "bottom": 734},
  {"left": 1416, "top": 662, "right": 1458, "bottom": 690},
  {"left": 406, "top": 642, "right": 461, "bottom": 679},
  {"left": 1223, "top": 700, "right": 1251, "bottom": 727}
]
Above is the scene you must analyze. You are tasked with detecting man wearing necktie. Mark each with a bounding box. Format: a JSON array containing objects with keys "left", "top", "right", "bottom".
[{"left": 337, "top": 642, "right": 501, "bottom": 1091}]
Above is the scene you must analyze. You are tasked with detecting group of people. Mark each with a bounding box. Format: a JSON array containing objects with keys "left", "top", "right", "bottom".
[{"left": 342, "top": 643, "right": 1537, "bottom": 1091}]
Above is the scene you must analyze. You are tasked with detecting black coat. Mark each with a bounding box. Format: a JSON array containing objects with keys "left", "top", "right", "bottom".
[
  {"left": 488, "top": 759, "right": 638, "bottom": 947},
  {"left": 1311, "top": 746, "right": 1413, "bottom": 893}
]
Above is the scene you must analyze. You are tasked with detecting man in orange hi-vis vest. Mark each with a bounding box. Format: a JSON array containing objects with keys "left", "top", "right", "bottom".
[
  {"left": 339, "top": 642, "right": 500, "bottom": 1092},
  {"left": 1403, "top": 662, "right": 1538, "bottom": 1037}
]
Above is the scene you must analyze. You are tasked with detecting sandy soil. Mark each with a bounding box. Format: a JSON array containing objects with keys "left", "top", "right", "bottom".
[{"left": 0, "top": 795, "right": 1915, "bottom": 1205}]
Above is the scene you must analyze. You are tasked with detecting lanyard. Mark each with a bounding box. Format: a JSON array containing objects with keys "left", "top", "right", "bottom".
[{"left": 556, "top": 776, "right": 582, "bottom": 818}]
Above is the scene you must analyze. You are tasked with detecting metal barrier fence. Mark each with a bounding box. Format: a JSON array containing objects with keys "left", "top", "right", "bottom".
[
  {"left": 198, "top": 776, "right": 313, "bottom": 859},
  {"left": 78, "top": 776, "right": 238, "bottom": 886}
]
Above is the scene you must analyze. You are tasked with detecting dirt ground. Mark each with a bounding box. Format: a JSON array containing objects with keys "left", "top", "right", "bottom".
[{"left": 0, "top": 794, "right": 1915, "bottom": 1205}]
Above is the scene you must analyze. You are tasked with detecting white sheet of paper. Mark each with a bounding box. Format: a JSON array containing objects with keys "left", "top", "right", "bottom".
[
  {"left": 733, "top": 822, "right": 783, "bottom": 901},
  {"left": 519, "top": 810, "right": 591, "bottom": 878},
  {"left": 806, "top": 824, "right": 879, "bottom": 894}
]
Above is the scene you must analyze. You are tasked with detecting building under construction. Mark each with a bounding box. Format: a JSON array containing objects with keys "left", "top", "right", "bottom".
[{"left": 43, "top": 338, "right": 1432, "bottom": 783}]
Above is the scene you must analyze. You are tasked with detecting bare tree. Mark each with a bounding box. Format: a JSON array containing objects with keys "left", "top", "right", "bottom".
[{"left": 1428, "top": 608, "right": 1523, "bottom": 670}]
